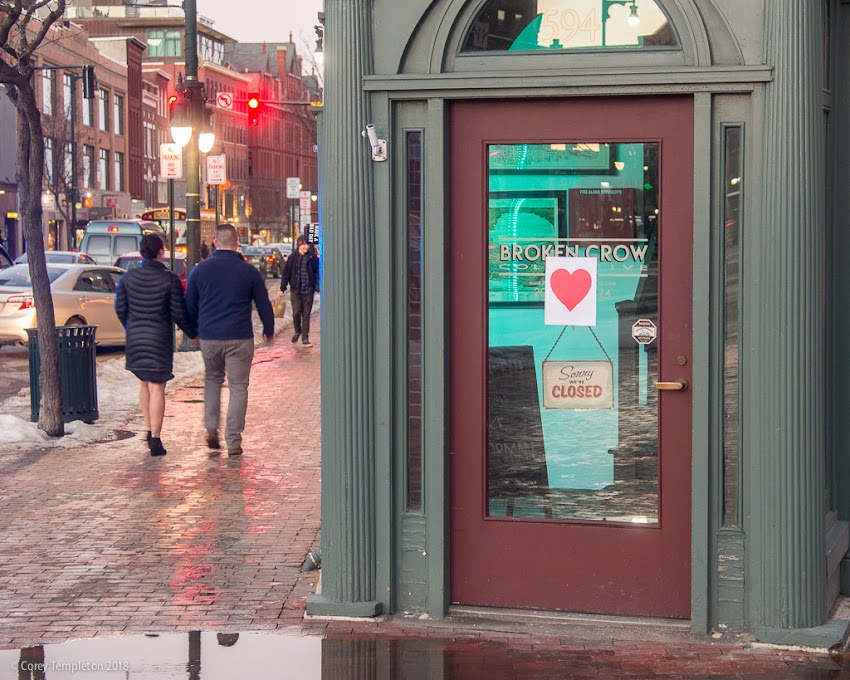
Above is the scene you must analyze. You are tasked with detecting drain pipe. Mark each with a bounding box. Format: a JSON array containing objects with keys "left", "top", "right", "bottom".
[{"left": 301, "top": 548, "right": 322, "bottom": 572}]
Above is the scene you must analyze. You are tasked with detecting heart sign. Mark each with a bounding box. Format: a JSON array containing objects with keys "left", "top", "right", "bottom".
[
  {"left": 545, "top": 256, "right": 597, "bottom": 326},
  {"left": 550, "top": 268, "right": 592, "bottom": 311}
]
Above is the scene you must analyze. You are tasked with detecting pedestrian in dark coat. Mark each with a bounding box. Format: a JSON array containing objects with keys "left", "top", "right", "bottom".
[
  {"left": 279, "top": 235, "right": 319, "bottom": 347},
  {"left": 115, "top": 234, "right": 196, "bottom": 457}
]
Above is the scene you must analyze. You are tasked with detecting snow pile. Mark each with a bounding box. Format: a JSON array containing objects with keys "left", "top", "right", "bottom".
[{"left": 0, "top": 413, "right": 52, "bottom": 444}]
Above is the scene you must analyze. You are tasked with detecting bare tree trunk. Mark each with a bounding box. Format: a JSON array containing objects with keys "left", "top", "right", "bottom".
[{"left": 17, "top": 85, "right": 64, "bottom": 437}]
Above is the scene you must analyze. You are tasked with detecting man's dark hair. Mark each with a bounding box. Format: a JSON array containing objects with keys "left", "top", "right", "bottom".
[
  {"left": 215, "top": 223, "right": 238, "bottom": 248},
  {"left": 140, "top": 234, "right": 164, "bottom": 260}
]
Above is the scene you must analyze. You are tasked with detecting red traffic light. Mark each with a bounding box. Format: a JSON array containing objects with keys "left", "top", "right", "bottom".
[
  {"left": 167, "top": 94, "right": 179, "bottom": 120},
  {"left": 246, "top": 92, "right": 261, "bottom": 126}
]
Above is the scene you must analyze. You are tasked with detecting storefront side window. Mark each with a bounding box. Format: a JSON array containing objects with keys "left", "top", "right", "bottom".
[
  {"left": 463, "top": 0, "right": 677, "bottom": 52},
  {"left": 487, "top": 141, "right": 660, "bottom": 523},
  {"left": 722, "top": 126, "right": 742, "bottom": 528},
  {"left": 407, "top": 131, "right": 424, "bottom": 512}
]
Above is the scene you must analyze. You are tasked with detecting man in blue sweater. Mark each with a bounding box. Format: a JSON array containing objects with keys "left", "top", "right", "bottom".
[{"left": 185, "top": 224, "right": 275, "bottom": 455}]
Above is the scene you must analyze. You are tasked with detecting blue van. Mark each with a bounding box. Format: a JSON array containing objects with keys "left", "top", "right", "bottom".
[{"left": 79, "top": 219, "right": 168, "bottom": 265}]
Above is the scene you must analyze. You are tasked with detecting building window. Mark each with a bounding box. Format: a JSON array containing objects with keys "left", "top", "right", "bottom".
[
  {"left": 144, "top": 122, "right": 155, "bottom": 158},
  {"left": 114, "top": 151, "right": 124, "bottom": 192},
  {"left": 98, "top": 148, "right": 109, "bottom": 190},
  {"left": 64, "top": 141, "right": 73, "bottom": 184},
  {"left": 113, "top": 94, "right": 124, "bottom": 135},
  {"left": 42, "top": 71, "right": 53, "bottom": 116},
  {"left": 83, "top": 145, "right": 94, "bottom": 189},
  {"left": 62, "top": 73, "right": 72, "bottom": 119},
  {"left": 82, "top": 92, "right": 93, "bottom": 127},
  {"left": 200, "top": 35, "right": 224, "bottom": 64},
  {"left": 462, "top": 0, "right": 677, "bottom": 52},
  {"left": 147, "top": 29, "right": 181, "bottom": 57},
  {"left": 98, "top": 88, "right": 109, "bottom": 132},
  {"left": 406, "top": 131, "right": 424, "bottom": 512},
  {"left": 44, "top": 137, "right": 54, "bottom": 185}
]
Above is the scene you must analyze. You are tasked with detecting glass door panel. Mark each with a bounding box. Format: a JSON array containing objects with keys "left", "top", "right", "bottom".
[{"left": 487, "top": 142, "right": 660, "bottom": 523}]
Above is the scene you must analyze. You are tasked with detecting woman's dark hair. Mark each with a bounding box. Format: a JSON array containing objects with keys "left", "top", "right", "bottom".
[{"left": 140, "top": 234, "right": 164, "bottom": 260}]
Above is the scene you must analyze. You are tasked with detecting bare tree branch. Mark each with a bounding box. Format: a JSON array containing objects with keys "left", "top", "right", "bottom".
[
  {"left": 0, "top": 0, "right": 21, "bottom": 51},
  {"left": 20, "top": 1, "right": 67, "bottom": 62}
]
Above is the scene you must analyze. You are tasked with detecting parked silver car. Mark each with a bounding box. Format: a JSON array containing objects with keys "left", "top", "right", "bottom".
[
  {"left": 14, "top": 251, "right": 97, "bottom": 265},
  {"left": 267, "top": 242, "right": 292, "bottom": 260},
  {"left": 0, "top": 264, "right": 126, "bottom": 346}
]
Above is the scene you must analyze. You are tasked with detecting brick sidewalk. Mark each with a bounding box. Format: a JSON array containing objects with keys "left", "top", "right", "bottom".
[
  {"left": 2, "top": 312, "right": 850, "bottom": 677},
  {"left": 0, "top": 317, "right": 322, "bottom": 648}
]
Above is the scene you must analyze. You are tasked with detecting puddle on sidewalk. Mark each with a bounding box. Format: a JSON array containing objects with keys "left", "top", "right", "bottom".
[{"left": 1, "top": 631, "right": 847, "bottom": 679}]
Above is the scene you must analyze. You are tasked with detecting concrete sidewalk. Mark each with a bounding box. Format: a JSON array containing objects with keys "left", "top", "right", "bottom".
[{"left": 2, "top": 310, "right": 850, "bottom": 677}]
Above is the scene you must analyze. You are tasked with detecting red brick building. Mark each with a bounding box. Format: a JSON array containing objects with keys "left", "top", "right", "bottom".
[
  {"left": 31, "top": 24, "right": 143, "bottom": 250},
  {"left": 68, "top": 3, "right": 321, "bottom": 242}
]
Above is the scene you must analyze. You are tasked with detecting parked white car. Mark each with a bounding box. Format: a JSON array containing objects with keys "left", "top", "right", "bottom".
[{"left": 0, "top": 264, "right": 126, "bottom": 346}]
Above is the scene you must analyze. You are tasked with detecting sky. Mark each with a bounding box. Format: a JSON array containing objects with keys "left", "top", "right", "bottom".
[{"left": 198, "top": 0, "right": 324, "bottom": 52}]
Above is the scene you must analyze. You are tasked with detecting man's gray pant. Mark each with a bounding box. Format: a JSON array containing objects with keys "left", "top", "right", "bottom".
[{"left": 200, "top": 338, "right": 254, "bottom": 450}]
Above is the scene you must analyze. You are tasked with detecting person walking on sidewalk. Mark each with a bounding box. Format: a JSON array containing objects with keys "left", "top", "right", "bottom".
[
  {"left": 185, "top": 223, "right": 275, "bottom": 456},
  {"left": 115, "top": 234, "right": 196, "bottom": 457},
  {"left": 279, "top": 235, "right": 319, "bottom": 348}
]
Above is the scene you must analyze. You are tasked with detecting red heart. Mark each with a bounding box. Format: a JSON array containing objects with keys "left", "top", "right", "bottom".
[{"left": 551, "top": 268, "right": 592, "bottom": 311}]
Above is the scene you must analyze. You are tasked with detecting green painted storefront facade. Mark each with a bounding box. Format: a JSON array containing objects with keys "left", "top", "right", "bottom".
[{"left": 307, "top": 0, "right": 850, "bottom": 645}]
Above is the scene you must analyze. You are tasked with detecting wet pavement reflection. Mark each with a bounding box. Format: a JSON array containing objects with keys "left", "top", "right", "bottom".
[{"left": 1, "top": 631, "right": 848, "bottom": 679}]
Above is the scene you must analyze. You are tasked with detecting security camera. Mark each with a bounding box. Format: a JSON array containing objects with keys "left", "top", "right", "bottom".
[
  {"left": 363, "top": 123, "right": 379, "bottom": 147},
  {"left": 362, "top": 123, "right": 387, "bottom": 162}
]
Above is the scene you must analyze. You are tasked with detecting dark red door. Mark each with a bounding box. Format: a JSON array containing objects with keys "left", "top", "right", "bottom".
[{"left": 450, "top": 97, "right": 694, "bottom": 617}]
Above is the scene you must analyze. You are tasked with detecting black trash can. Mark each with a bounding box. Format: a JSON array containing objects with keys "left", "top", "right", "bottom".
[{"left": 27, "top": 325, "right": 99, "bottom": 423}]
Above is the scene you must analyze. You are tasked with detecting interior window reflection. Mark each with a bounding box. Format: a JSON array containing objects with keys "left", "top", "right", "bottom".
[{"left": 463, "top": 0, "right": 677, "bottom": 52}]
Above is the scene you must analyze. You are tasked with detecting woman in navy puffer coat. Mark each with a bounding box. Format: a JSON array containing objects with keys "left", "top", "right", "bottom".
[{"left": 115, "top": 234, "right": 196, "bottom": 457}]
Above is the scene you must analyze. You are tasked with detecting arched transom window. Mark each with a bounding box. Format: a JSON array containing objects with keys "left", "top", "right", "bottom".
[{"left": 462, "top": 0, "right": 677, "bottom": 53}]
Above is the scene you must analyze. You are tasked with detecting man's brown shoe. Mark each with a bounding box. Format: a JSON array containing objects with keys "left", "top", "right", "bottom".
[
  {"left": 228, "top": 447, "right": 243, "bottom": 456},
  {"left": 206, "top": 430, "right": 220, "bottom": 449}
]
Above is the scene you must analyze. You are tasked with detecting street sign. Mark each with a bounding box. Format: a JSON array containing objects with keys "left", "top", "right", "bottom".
[
  {"left": 160, "top": 143, "right": 183, "bottom": 179},
  {"left": 216, "top": 92, "right": 233, "bottom": 109},
  {"left": 299, "top": 190, "right": 312, "bottom": 219},
  {"left": 286, "top": 177, "right": 301, "bottom": 199},
  {"left": 206, "top": 155, "right": 227, "bottom": 185}
]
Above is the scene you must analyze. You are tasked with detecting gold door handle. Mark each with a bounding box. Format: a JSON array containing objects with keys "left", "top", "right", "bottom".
[{"left": 655, "top": 379, "right": 688, "bottom": 391}]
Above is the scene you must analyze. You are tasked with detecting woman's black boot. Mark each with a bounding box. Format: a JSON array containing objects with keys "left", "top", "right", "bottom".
[{"left": 149, "top": 437, "right": 167, "bottom": 457}]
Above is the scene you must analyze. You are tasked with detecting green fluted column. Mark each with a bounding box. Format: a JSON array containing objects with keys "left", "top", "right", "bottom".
[
  {"left": 754, "top": 0, "right": 825, "bottom": 630},
  {"left": 307, "top": 0, "right": 381, "bottom": 617}
]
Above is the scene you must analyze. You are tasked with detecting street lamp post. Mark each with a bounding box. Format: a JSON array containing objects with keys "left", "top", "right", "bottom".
[{"left": 182, "top": 0, "right": 203, "bottom": 272}]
